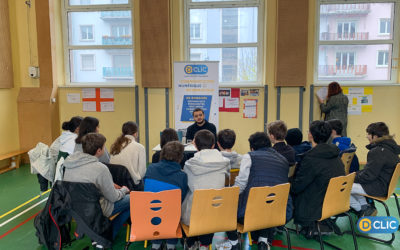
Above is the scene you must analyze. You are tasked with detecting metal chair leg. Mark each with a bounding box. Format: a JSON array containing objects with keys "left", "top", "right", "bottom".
[
  {"left": 344, "top": 212, "right": 358, "bottom": 250},
  {"left": 316, "top": 222, "right": 324, "bottom": 250},
  {"left": 282, "top": 226, "right": 292, "bottom": 250},
  {"left": 393, "top": 193, "right": 400, "bottom": 219}
]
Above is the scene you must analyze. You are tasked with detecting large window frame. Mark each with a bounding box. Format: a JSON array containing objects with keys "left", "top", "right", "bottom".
[
  {"left": 315, "top": 0, "right": 400, "bottom": 85},
  {"left": 184, "top": 0, "right": 264, "bottom": 87},
  {"left": 62, "top": 0, "right": 135, "bottom": 86}
]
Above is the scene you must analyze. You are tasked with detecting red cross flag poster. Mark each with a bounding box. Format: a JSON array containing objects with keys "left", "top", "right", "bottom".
[
  {"left": 219, "top": 88, "right": 240, "bottom": 112},
  {"left": 82, "top": 88, "right": 114, "bottom": 112}
]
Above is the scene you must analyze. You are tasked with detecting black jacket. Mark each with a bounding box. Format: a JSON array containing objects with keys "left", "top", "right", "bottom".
[
  {"left": 105, "top": 163, "right": 142, "bottom": 191},
  {"left": 292, "top": 143, "right": 345, "bottom": 226},
  {"left": 355, "top": 137, "right": 400, "bottom": 197},
  {"left": 34, "top": 181, "right": 113, "bottom": 249},
  {"left": 273, "top": 142, "right": 296, "bottom": 166}
]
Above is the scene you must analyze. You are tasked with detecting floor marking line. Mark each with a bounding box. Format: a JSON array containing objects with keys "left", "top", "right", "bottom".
[
  {"left": 0, "top": 210, "right": 41, "bottom": 240},
  {"left": 0, "top": 198, "right": 47, "bottom": 227},
  {"left": 0, "top": 189, "right": 50, "bottom": 219}
]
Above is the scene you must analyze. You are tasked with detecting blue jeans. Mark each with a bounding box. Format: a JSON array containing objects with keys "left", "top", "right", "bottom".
[{"left": 110, "top": 194, "right": 131, "bottom": 239}]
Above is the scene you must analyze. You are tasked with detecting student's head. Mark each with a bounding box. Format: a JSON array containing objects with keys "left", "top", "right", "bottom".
[
  {"left": 160, "top": 141, "right": 184, "bottom": 163},
  {"left": 76, "top": 117, "right": 100, "bottom": 143},
  {"left": 327, "top": 119, "right": 343, "bottom": 137},
  {"left": 110, "top": 121, "right": 138, "bottom": 155},
  {"left": 285, "top": 128, "right": 303, "bottom": 146},
  {"left": 308, "top": 121, "right": 332, "bottom": 145},
  {"left": 366, "top": 122, "right": 389, "bottom": 142},
  {"left": 192, "top": 108, "right": 205, "bottom": 124},
  {"left": 82, "top": 133, "right": 106, "bottom": 157},
  {"left": 194, "top": 130, "right": 215, "bottom": 151},
  {"left": 248, "top": 132, "right": 271, "bottom": 151},
  {"left": 217, "top": 129, "right": 236, "bottom": 151},
  {"left": 62, "top": 116, "right": 83, "bottom": 133},
  {"left": 160, "top": 128, "right": 179, "bottom": 148},
  {"left": 327, "top": 81, "right": 342, "bottom": 98},
  {"left": 267, "top": 120, "right": 287, "bottom": 143}
]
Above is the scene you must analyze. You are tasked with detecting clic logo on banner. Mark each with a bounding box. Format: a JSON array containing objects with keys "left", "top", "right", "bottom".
[
  {"left": 184, "top": 65, "right": 208, "bottom": 75},
  {"left": 357, "top": 216, "right": 399, "bottom": 234}
]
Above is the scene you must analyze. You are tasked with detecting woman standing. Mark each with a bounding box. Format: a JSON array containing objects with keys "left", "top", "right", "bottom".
[
  {"left": 110, "top": 121, "right": 146, "bottom": 187},
  {"left": 317, "top": 81, "right": 349, "bottom": 136}
]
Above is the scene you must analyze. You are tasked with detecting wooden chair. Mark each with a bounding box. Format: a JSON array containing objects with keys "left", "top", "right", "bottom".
[
  {"left": 238, "top": 183, "right": 291, "bottom": 249},
  {"left": 288, "top": 165, "right": 296, "bottom": 178},
  {"left": 181, "top": 186, "right": 239, "bottom": 241},
  {"left": 341, "top": 152, "right": 355, "bottom": 175},
  {"left": 316, "top": 173, "right": 357, "bottom": 250},
  {"left": 225, "top": 169, "right": 240, "bottom": 186},
  {"left": 355, "top": 163, "right": 400, "bottom": 244},
  {"left": 125, "top": 189, "right": 182, "bottom": 250}
]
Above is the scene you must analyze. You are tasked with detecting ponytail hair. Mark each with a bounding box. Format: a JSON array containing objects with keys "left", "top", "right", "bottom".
[
  {"left": 75, "top": 117, "right": 100, "bottom": 144},
  {"left": 110, "top": 121, "right": 138, "bottom": 155},
  {"left": 62, "top": 116, "right": 83, "bottom": 133}
]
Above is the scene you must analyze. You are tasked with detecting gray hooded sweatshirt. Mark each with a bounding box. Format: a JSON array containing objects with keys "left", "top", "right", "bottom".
[
  {"left": 181, "top": 149, "right": 230, "bottom": 225},
  {"left": 63, "top": 151, "right": 128, "bottom": 217},
  {"left": 74, "top": 143, "right": 110, "bottom": 164},
  {"left": 221, "top": 151, "right": 242, "bottom": 169}
]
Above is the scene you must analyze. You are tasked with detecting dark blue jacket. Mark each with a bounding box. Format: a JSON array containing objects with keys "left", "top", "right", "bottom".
[
  {"left": 238, "top": 147, "right": 293, "bottom": 220},
  {"left": 273, "top": 142, "right": 296, "bottom": 166},
  {"left": 332, "top": 137, "right": 351, "bottom": 151},
  {"left": 144, "top": 160, "right": 188, "bottom": 201},
  {"left": 292, "top": 142, "right": 312, "bottom": 164}
]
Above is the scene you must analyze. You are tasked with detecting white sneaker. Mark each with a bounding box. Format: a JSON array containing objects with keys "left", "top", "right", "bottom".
[
  {"left": 199, "top": 245, "right": 209, "bottom": 250},
  {"left": 215, "top": 241, "right": 233, "bottom": 250}
]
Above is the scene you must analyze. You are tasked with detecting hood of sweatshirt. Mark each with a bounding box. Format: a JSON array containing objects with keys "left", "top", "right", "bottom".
[
  {"left": 221, "top": 151, "right": 241, "bottom": 168},
  {"left": 332, "top": 136, "right": 351, "bottom": 150},
  {"left": 185, "top": 149, "right": 230, "bottom": 176},
  {"left": 306, "top": 143, "right": 340, "bottom": 159},
  {"left": 59, "top": 131, "right": 77, "bottom": 145},
  {"left": 63, "top": 151, "right": 99, "bottom": 169}
]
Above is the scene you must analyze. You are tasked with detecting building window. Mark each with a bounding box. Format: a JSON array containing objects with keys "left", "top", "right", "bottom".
[
  {"left": 379, "top": 18, "right": 391, "bottom": 34},
  {"left": 81, "top": 54, "right": 95, "bottom": 70},
  {"left": 63, "top": 0, "right": 134, "bottom": 85},
  {"left": 185, "top": 0, "right": 264, "bottom": 85},
  {"left": 80, "top": 25, "right": 94, "bottom": 41},
  {"left": 317, "top": 1, "right": 398, "bottom": 83},
  {"left": 377, "top": 51, "right": 389, "bottom": 66}
]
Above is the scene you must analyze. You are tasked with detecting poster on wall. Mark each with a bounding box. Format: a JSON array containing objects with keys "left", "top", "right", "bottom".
[
  {"left": 219, "top": 88, "right": 240, "bottom": 112},
  {"left": 174, "top": 62, "right": 219, "bottom": 130},
  {"left": 342, "top": 87, "right": 373, "bottom": 115},
  {"left": 243, "top": 99, "right": 258, "bottom": 118},
  {"left": 82, "top": 88, "right": 114, "bottom": 112}
]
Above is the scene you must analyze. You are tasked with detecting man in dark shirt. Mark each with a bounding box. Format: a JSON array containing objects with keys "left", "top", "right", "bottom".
[{"left": 186, "top": 108, "right": 217, "bottom": 142}]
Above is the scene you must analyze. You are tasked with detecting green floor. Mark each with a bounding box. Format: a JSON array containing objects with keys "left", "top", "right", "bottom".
[{"left": 0, "top": 164, "right": 400, "bottom": 250}]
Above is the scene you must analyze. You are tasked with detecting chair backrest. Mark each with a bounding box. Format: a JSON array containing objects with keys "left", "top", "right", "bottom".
[
  {"left": 241, "top": 183, "right": 290, "bottom": 233},
  {"left": 341, "top": 152, "right": 355, "bottom": 175},
  {"left": 288, "top": 165, "right": 296, "bottom": 178},
  {"left": 129, "top": 189, "right": 182, "bottom": 242},
  {"left": 320, "top": 173, "right": 355, "bottom": 220},
  {"left": 225, "top": 169, "right": 239, "bottom": 186},
  {"left": 186, "top": 186, "right": 239, "bottom": 236},
  {"left": 385, "top": 163, "right": 400, "bottom": 199}
]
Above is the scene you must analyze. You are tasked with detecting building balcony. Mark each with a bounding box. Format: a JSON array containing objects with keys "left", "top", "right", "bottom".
[
  {"left": 320, "top": 4, "right": 370, "bottom": 15},
  {"left": 318, "top": 65, "right": 367, "bottom": 77},
  {"left": 320, "top": 32, "right": 369, "bottom": 41},
  {"left": 103, "top": 67, "right": 133, "bottom": 79},
  {"left": 102, "top": 36, "right": 132, "bottom": 45},
  {"left": 100, "top": 11, "right": 131, "bottom": 20}
]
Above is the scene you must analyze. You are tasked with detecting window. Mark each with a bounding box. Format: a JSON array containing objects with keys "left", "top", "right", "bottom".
[
  {"left": 377, "top": 51, "right": 389, "bottom": 66},
  {"left": 80, "top": 25, "right": 94, "bottom": 41},
  {"left": 81, "top": 54, "right": 95, "bottom": 70},
  {"left": 185, "top": 0, "right": 264, "bottom": 85},
  {"left": 379, "top": 18, "right": 391, "bottom": 34},
  {"left": 63, "top": 0, "right": 134, "bottom": 85},
  {"left": 317, "top": 1, "right": 398, "bottom": 83}
]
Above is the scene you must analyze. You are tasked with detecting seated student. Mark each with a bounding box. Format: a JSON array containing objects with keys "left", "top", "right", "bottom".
[
  {"left": 144, "top": 141, "right": 188, "bottom": 250},
  {"left": 350, "top": 122, "right": 400, "bottom": 217},
  {"left": 285, "top": 128, "right": 312, "bottom": 164},
  {"left": 37, "top": 116, "right": 83, "bottom": 193},
  {"left": 110, "top": 121, "right": 146, "bottom": 187},
  {"left": 63, "top": 133, "right": 130, "bottom": 240},
  {"left": 152, "top": 128, "right": 189, "bottom": 168},
  {"left": 217, "top": 129, "right": 242, "bottom": 169},
  {"left": 327, "top": 119, "right": 359, "bottom": 173},
  {"left": 181, "top": 130, "right": 230, "bottom": 250},
  {"left": 74, "top": 117, "right": 110, "bottom": 163},
  {"left": 292, "top": 121, "right": 345, "bottom": 237},
  {"left": 226, "top": 132, "right": 292, "bottom": 250},
  {"left": 267, "top": 120, "right": 296, "bottom": 166}
]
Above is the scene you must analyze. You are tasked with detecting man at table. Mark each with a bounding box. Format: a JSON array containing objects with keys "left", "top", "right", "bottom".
[{"left": 186, "top": 108, "right": 217, "bottom": 143}]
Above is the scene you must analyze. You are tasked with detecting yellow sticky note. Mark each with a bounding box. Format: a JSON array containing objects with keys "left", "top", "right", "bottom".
[
  {"left": 364, "top": 87, "right": 373, "bottom": 95},
  {"left": 342, "top": 87, "right": 349, "bottom": 95},
  {"left": 362, "top": 105, "right": 372, "bottom": 112},
  {"left": 352, "top": 98, "right": 357, "bottom": 105}
]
